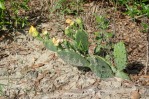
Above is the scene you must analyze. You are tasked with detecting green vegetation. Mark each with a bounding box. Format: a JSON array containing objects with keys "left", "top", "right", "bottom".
[
  {"left": 125, "top": 2, "right": 149, "bottom": 18},
  {"left": 141, "top": 22, "right": 149, "bottom": 33},
  {"left": 114, "top": 0, "right": 149, "bottom": 18},
  {"left": 29, "top": 17, "right": 130, "bottom": 80},
  {"left": 51, "top": 0, "right": 83, "bottom": 15},
  {"left": 94, "top": 15, "right": 114, "bottom": 57},
  {"left": 1, "top": 0, "right": 148, "bottom": 31},
  {"left": 0, "top": 0, "right": 29, "bottom": 31},
  {"left": 2, "top": 0, "right": 148, "bottom": 80}
]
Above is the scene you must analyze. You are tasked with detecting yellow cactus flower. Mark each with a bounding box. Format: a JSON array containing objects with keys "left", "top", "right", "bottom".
[
  {"left": 52, "top": 37, "right": 60, "bottom": 46},
  {"left": 66, "top": 18, "right": 72, "bottom": 24},
  {"left": 66, "top": 18, "right": 74, "bottom": 26},
  {"left": 29, "top": 26, "right": 38, "bottom": 37}
]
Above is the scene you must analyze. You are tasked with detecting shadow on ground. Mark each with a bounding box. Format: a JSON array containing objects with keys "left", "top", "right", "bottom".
[{"left": 125, "top": 61, "right": 144, "bottom": 74}]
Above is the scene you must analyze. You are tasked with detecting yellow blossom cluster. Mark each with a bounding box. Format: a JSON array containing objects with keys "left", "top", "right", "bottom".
[
  {"left": 29, "top": 26, "right": 38, "bottom": 37},
  {"left": 65, "top": 18, "right": 74, "bottom": 26}
]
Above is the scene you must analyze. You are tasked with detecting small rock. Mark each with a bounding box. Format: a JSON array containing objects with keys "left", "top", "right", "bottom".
[{"left": 131, "top": 90, "right": 140, "bottom": 99}]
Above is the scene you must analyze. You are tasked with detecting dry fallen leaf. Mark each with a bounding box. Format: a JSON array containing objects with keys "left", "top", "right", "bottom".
[{"left": 32, "top": 63, "right": 45, "bottom": 69}]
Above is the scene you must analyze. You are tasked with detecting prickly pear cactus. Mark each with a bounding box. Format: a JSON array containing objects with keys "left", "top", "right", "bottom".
[
  {"left": 58, "top": 49, "right": 89, "bottom": 67},
  {"left": 75, "top": 30, "right": 89, "bottom": 52},
  {"left": 44, "top": 40, "right": 57, "bottom": 52},
  {"left": 114, "top": 42, "right": 130, "bottom": 80},
  {"left": 114, "top": 42, "right": 127, "bottom": 71},
  {"left": 87, "top": 56, "right": 114, "bottom": 78}
]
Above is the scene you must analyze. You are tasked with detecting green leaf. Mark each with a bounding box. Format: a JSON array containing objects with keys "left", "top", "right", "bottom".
[
  {"left": 58, "top": 49, "right": 89, "bottom": 67},
  {"left": 105, "top": 32, "right": 113, "bottom": 38},
  {"left": 95, "top": 15, "right": 103, "bottom": 23},
  {"left": 94, "top": 45, "right": 101, "bottom": 54},
  {"left": 142, "top": 0, "right": 148, "bottom": 3},
  {"left": 87, "top": 56, "right": 114, "bottom": 78},
  {"left": 0, "top": 1, "right": 5, "bottom": 10},
  {"left": 114, "top": 42, "right": 127, "bottom": 71}
]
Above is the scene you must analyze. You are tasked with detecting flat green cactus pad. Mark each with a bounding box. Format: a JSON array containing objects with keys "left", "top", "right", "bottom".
[
  {"left": 88, "top": 56, "right": 114, "bottom": 78},
  {"left": 75, "top": 30, "right": 89, "bottom": 52},
  {"left": 114, "top": 42, "right": 127, "bottom": 71},
  {"left": 58, "top": 49, "right": 89, "bottom": 67}
]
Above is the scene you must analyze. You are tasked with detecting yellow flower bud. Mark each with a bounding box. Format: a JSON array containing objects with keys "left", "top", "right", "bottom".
[
  {"left": 29, "top": 26, "right": 38, "bottom": 37},
  {"left": 52, "top": 37, "right": 60, "bottom": 46},
  {"left": 66, "top": 18, "right": 72, "bottom": 24},
  {"left": 66, "top": 19, "right": 75, "bottom": 26},
  {"left": 76, "top": 18, "right": 82, "bottom": 25}
]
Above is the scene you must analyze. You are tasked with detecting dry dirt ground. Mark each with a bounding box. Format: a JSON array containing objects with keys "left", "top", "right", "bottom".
[{"left": 0, "top": 0, "right": 149, "bottom": 99}]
